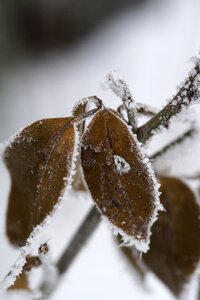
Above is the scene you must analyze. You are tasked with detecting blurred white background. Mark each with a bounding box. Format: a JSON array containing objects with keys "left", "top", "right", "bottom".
[{"left": 1, "top": 0, "right": 200, "bottom": 299}]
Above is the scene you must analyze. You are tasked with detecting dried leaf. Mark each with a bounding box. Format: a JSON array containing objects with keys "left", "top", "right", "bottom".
[
  {"left": 81, "top": 108, "right": 162, "bottom": 252},
  {"left": 143, "top": 177, "right": 200, "bottom": 295},
  {"left": 5, "top": 117, "right": 77, "bottom": 247}
]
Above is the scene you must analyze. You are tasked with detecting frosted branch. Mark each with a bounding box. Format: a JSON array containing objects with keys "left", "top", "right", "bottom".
[
  {"left": 38, "top": 206, "right": 101, "bottom": 299},
  {"left": 106, "top": 72, "right": 137, "bottom": 131},
  {"left": 137, "top": 60, "right": 200, "bottom": 143},
  {"left": 150, "top": 127, "right": 197, "bottom": 161}
]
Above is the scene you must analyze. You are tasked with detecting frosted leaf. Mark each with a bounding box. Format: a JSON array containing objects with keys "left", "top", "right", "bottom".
[
  {"left": 1, "top": 119, "right": 79, "bottom": 293},
  {"left": 113, "top": 155, "right": 131, "bottom": 174},
  {"left": 81, "top": 108, "right": 163, "bottom": 253},
  {"left": 4, "top": 117, "right": 78, "bottom": 247}
]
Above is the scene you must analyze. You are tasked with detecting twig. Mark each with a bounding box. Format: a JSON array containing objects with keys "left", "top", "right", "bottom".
[
  {"left": 150, "top": 127, "right": 196, "bottom": 161},
  {"left": 106, "top": 72, "right": 137, "bottom": 131},
  {"left": 39, "top": 206, "right": 101, "bottom": 299},
  {"left": 136, "top": 103, "right": 159, "bottom": 117},
  {"left": 137, "top": 62, "right": 200, "bottom": 143},
  {"left": 56, "top": 206, "right": 100, "bottom": 274}
]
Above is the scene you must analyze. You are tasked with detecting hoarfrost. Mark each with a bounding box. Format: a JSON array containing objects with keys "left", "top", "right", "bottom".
[
  {"left": 73, "top": 96, "right": 102, "bottom": 130},
  {"left": 73, "top": 96, "right": 101, "bottom": 116},
  {"left": 105, "top": 71, "right": 136, "bottom": 111},
  {"left": 113, "top": 155, "right": 131, "bottom": 174},
  {"left": 101, "top": 215, "right": 151, "bottom": 253},
  {"left": 145, "top": 58, "right": 200, "bottom": 141}
]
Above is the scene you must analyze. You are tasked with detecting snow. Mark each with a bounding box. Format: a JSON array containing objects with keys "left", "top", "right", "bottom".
[{"left": 113, "top": 155, "right": 131, "bottom": 174}]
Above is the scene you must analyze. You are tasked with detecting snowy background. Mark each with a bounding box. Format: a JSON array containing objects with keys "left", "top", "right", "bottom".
[{"left": 1, "top": 0, "right": 200, "bottom": 299}]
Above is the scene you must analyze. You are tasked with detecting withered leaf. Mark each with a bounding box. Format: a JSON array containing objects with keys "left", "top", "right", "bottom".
[
  {"left": 81, "top": 108, "right": 162, "bottom": 252},
  {"left": 143, "top": 177, "right": 200, "bottom": 295},
  {"left": 5, "top": 117, "right": 77, "bottom": 247}
]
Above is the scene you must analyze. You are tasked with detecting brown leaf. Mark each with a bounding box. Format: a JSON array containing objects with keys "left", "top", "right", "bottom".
[
  {"left": 81, "top": 108, "right": 162, "bottom": 252},
  {"left": 143, "top": 177, "right": 200, "bottom": 295},
  {"left": 5, "top": 117, "right": 77, "bottom": 247}
]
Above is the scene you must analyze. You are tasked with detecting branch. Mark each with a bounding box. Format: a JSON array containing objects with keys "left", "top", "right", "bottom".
[
  {"left": 137, "top": 61, "right": 200, "bottom": 143},
  {"left": 39, "top": 206, "right": 101, "bottom": 299},
  {"left": 150, "top": 127, "right": 196, "bottom": 161},
  {"left": 56, "top": 206, "right": 100, "bottom": 274}
]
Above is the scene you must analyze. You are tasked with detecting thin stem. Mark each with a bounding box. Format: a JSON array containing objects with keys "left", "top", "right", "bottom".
[
  {"left": 137, "top": 62, "right": 200, "bottom": 143},
  {"left": 150, "top": 127, "right": 196, "bottom": 161},
  {"left": 39, "top": 206, "right": 101, "bottom": 299},
  {"left": 56, "top": 206, "right": 100, "bottom": 274}
]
